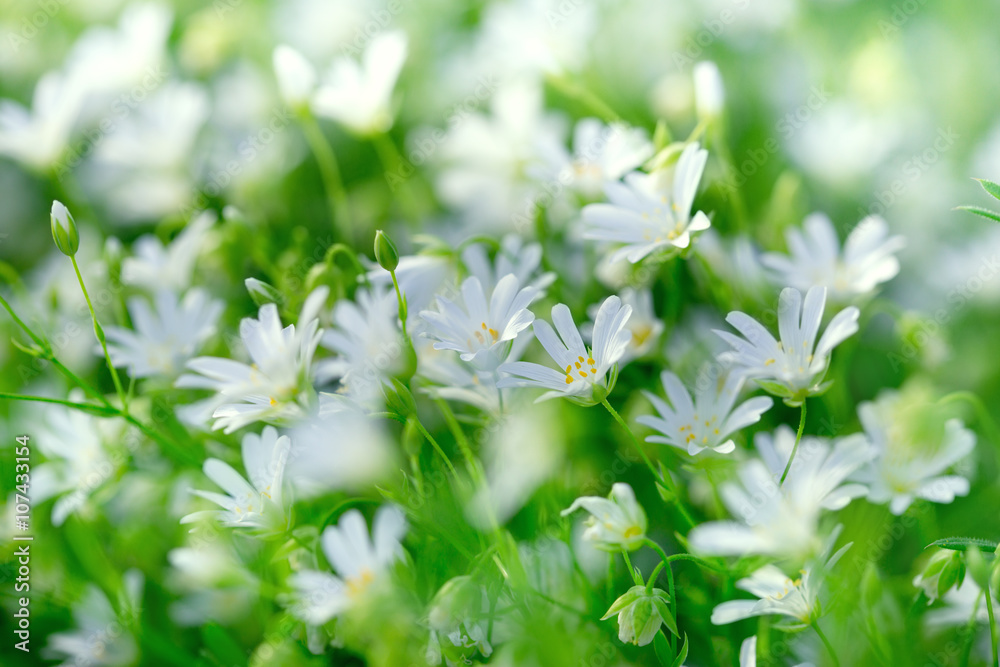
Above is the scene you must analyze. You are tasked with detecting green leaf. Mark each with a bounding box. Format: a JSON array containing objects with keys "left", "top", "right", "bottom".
[
  {"left": 928, "top": 537, "right": 999, "bottom": 552},
  {"left": 652, "top": 596, "right": 679, "bottom": 637},
  {"left": 975, "top": 178, "right": 1000, "bottom": 202},
  {"left": 670, "top": 633, "right": 690, "bottom": 667},
  {"left": 200, "top": 623, "right": 246, "bottom": 666},
  {"left": 653, "top": 631, "right": 675, "bottom": 667},
  {"left": 956, "top": 205, "right": 1000, "bottom": 223}
]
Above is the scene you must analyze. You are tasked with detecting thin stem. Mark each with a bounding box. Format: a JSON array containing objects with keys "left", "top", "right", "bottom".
[
  {"left": 666, "top": 552, "right": 725, "bottom": 573},
  {"left": 389, "top": 269, "right": 409, "bottom": 342},
  {"left": 621, "top": 549, "right": 643, "bottom": 586},
  {"left": 372, "top": 132, "right": 421, "bottom": 224},
  {"left": 646, "top": 561, "right": 666, "bottom": 592},
  {"left": 780, "top": 401, "right": 808, "bottom": 486},
  {"left": 986, "top": 586, "right": 999, "bottom": 667},
  {"left": 961, "top": 592, "right": 985, "bottom": 667},
  {"left": 71, "top": 256, "right": 127, "bottom": 411},
  {"left": 644, "top": 538, "right": 677, "bottom": 652},
  {"left": 299, "top": 112, "right": 351, "bottom": 242},
  {"left": 545, "top": 73, "right": 621, "bottom": 123},
  {"left": 433, "top": 397, "right": 481, "bottom": 482},
  {"left": 812, "top": 621, "right": 840, "bottom": 667},
  {"left": 0, "top": 392, "right": 117, "bottom": 416},
  {"left": 600, "top": 397, "right": 695, "bottom": 530},
  {"left": 411, "top": 417, "right": 458, "bottom": 480},
  {"left": 324, "top": 244, "right": 372, "bottom": 290}
]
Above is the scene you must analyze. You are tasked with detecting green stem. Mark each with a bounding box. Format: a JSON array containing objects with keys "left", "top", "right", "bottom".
[
  {"left": 780, "top": 401, "right": 808, "bottom": 486},
  {"left": 0, "top": 392, "right": 117, "bottom": 416},
  {"left": 986, "top": 587, "right": 999, "bottom": 667},
  {"left": 812, "top": 621, "right": 840, "bottom": 667},
  {"left": 389, "top": 268, "right": 409, "bottom": 342},
  {"left": 411, "top": 417, "right": 458, "bottom": 480},
  {"left": 372, "top": 132, "right": 421, "bottom": 224},
  {"left": 433, "top": 397, "right": 481, "bottom": 482},
  {"left": 299, "top": 111, "right": 351, "bottom": 242},
  {"left": 960, "top": 591, "right": 984, "bottom": 667},
  {"left": 324, "top": 244, "right": 372, "bottom": 289},
  {"left": 644, "top": 538, "right": 677, "bottom": 652},
  {"left": 621, "top": 549, "right": 643, "bottom": 586},
  {"left": 545, "top": 73, "right": 621, "bottom": 123},
  {"left": 71, "top": 256, "right": 127, "bottom": 411},
  {"left": 646, "top": 561, "right": 666, "bottom": 592},
  {"left": 600, "top": 397, "right": 695, "bottom": 530},
  {"left": 939, "top": 391, "right": 1000, "bottom": 449},
  {"left": 665, "top": 552, "right": 725, "bottom": 573}
]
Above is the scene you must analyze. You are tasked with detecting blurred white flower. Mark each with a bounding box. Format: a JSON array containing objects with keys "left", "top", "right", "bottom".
[
  {"left": 368, "top": 252, "right": 453, "bottom": 319},
  {"left": 43, "top": 570, "right": 142, "bottom": 667},
  {"left": 693, "top": 61, "right": 725, "bottom": 120},
  {"left": 716, "top": 286, "right": 860, "bottom": 406},
  {"left": 561, "top": 482, "right": 647, "bottom": 552},
  {"left": 592, "top": 288, "right": 661, "bottom": 361},
  {"left": 32, "top": 403, "right": 122, "bottom": 526},
  {"left": 460, "top": 234, "right": 555, "bottom": 297},
  {"left": 167, "top": 544, "right": 258, "bottom": 625},
  {"left": 690, "top": 429, "right": 872, "bottom": 560},
  {"left": 272, "top": 44, "right": 317, "bottom": 108},
  {"left": 498, "top": 295, "right": 632, "bottom": 404},
  {"left": 312, "top": 30, "right": 408, "bottom": 136},
  {"left": 425, "top": 576, "right": 494, "bottom": 665},
  {"left": 436, "top": 79, "right": 567, "bottom": 232},
  {"left": 466, "top": 401, "right": 564, "bottom": 528},
  {"left": 121, "top": 210, "right": 214, "bottom": 291},
  {"left": 637, "top": 370, "right": 773, "bottom": 455},
  {"left": 87, "top": 82, "right": 209, "bottom": 223},
  {"left": 582, "top": 142, "right": 711, "bottom": 263},
  {"left": 316, "top": 286, "right": 404, "bottom": 401},
  {"left": 289, "top": 506, "right": 407, "bottom": 624},
  {"left": 104, "top": 289, "right": 222, "bottom": 379},
  {"left": 761, "top": 213, "right": 905, "bottom": 302},
  {"left": 176, "top": 287, "right": 328, "bottom": 433},
  {"left": 285, "top": 406, "right": 396, "bottom": 497},
  {"left": 0, "top": 72, "right": 83, "bottom": 171},
  {"left": 548, "top": 119, "right": 654, "bottom": 200},
  {"left": 711, "top": 528, "right": 851, "bottom": 628},
  {"left": 420, "top": 274, "right": 538, "bottom": 370},
  {"left": 851, "top": 393, "right": 974, "bottom": 515},
  {"left": 182, "top": 426, "right": 290, "bottom": 531}
]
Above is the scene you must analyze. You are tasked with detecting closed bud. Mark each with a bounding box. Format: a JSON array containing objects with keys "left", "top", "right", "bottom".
[
  {"left": 245, "top": 278, "right": 284, "bottom": 306},
  {"left": 374, "top": 229, "right": 399, "bottom": 272},
  {"left": 602, "top": 586, "right": 677, "bottom": 646},
  {"left": 50, "top": 200, "right": 79, "bottom": 256}
]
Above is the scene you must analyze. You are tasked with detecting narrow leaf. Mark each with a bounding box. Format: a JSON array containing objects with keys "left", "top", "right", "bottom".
[
  {"left": 956, "top": 206, "right": 1000, "bottom": 223},
  {"left": 975, "top": 178, "right": 1000, "bottom": 201},
  {"left": 670, "top": 633, "right": 690, "bottom": 667},
  {"left": 927, "top": 537, "right": 999, "bottom": 552}
]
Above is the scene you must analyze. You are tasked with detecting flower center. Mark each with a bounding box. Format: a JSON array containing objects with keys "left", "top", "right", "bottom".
[
  {"left": 472, "top": 321, "right": 499, "bottom": 348},
  {"left": 564, "top": 354, "right": 598, "bottom": 385},
  {"left": 623, "top": 525, "right": 642, "bottom": 539},
  {"left": 346, "top": 568, "right": 375, "bottom": 598}
]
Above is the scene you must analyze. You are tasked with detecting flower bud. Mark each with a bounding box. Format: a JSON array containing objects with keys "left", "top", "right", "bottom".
[
  {"left": 602, "top": 586, "right": 677, "bottom": 646},
  {"left": 50, "top": 200, "right": 79, "bottom": 257},
  {"left": 914, "top": 550, "right": 965, "bottom": 602},
  {"left": 374, "top": 229, "right": 399, "bottom": 272},
  {"left": 245, "top": 278, "right": 284, "bottom": 307},
  {"left": 693, "top": 61, "right": 725, "bottom": 120},
  {"left": 273, "top": 45, "right": 316, "bottom": 109}
]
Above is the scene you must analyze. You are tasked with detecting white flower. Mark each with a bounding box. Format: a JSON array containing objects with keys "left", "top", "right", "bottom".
[
  {"left": 420, "top": 274, "right": 538, "bottom": 369},
  {"left": 711, "top": 528, "right": 851, "bottom": 628},
  {"left": 637, "top": 370, "right": 773, "bottom": 455},
  {"left": 716, "top": 286, "right": 860, "bottom": 406},
  {"left": 690, "top": 428, "right": 872, "bottom": 561},
  {"left": 31, "top": 402, "right": 123, "bottom": 526},
  {"left": 272, "top": 44, "right": 317, "bottom": 107},
  {"left": 121, "top": 210, "right": 214, "bottom": 291},
  {"left": 761, "top": 213, "right": 905, "bottom": 302},
  {"left": 181, "top": 426, "right": 290, "bottom": 531},
  {"left": 602, "top": 585, "right": 676, "bottom": 647},
  {"left": 548, "top": 118, "right": 654, "bottom": 200},
  {"left": 316, "top": 286, "right": 405, "bottom": 401},
  {"left": 43, "top": 570, "right": 143, "bottom": 667},
  {"left": 104, "top": 289, "right": 222, "bottom": 379},
  {"left": 582, "top": 142, "right": 711, "bottom": 263},
  {"left": 561, "top": 483, "right": 647, "bottom": 552},
  {"left": 312, "top": 30, "right": 407, "bottom": 136},
  {"left": 460, "top": 234, "right": 555, "bottom": 297},
  {"left": 285, "top": 407, "right": 396, "bottom": 498},
  {"left": 851, "top": 392, "right": 974, "bottom": 515},
  {"left": 289, "top": 506, "right": 407, "bottom": 624},
  {"left": 497, "top": 295, "right": 632, "bottom": 404},
  {"left": 176, "top": 287, "right": 328, "bottom": 433},
  {"left": 585, "top": 287, "right": 662, "bottom": 361},
  {"left": 0, "top": 72, "right": 83, "bottom": 171},
  {"left": 693, "top": 61, "right": 725, "bottom": 120}
]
